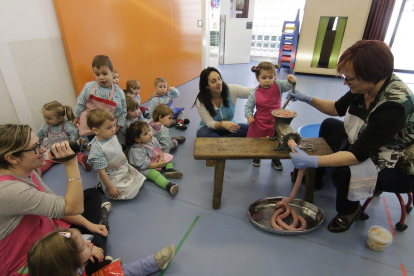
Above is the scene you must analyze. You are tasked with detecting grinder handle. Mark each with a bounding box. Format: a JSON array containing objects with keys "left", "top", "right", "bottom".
[{"left": 281, "top": 81, "right": 296, "bottom": 109}]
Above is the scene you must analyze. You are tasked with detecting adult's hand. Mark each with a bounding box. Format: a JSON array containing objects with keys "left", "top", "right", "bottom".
[
  {"left": 222, "top": 121, "right": 241, "bottom": 133},
  {"left": 48, "top": 141, "right": 77, "bottom": 165},
  {"left": 289, "top": 147, "right": 318, "bottom": 169},
  {"left": 287, "top": 90, "right": 312, "bottom": 104}
]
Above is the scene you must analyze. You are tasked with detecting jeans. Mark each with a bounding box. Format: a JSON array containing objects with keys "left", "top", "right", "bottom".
[
  {"left": 122, "top": 254, "right": 159, "bottom": 276},
  {"left": 196, "top": 123, "right": 249, "bottom": 137}
]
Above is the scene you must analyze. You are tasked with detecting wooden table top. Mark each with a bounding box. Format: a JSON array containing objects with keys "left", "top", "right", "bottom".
[{"left": 194, "top": 137, "right": 333, "bottom": 160}]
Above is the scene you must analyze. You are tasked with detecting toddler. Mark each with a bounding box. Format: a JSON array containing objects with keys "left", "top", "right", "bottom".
[
  {"left": 126, "top": 121, "right": 182, "bottom": 195},
  {"left": 127, "top": 79, "right": 149, "bottom": 118},
  {"left": 148, "top": 105, "right": 186, "bottom": 153},
  {"left": 27, "top": 228, "right": 175, "bottom": 276},
  {"left": 124, "top": 89, "right": 135, "bottom": 100},
  {"left": 113, "top": 68, "right": 119, "bottom": 86},
  {"left": 147, "top": 77, "right": 189, "bottom": 130},
  {"left": 244, "top": 61, "right": 296, "bottom": 170},
  {"left": 73, "top": 55, "right": 127, "bottom": 137},
  {"left": 117, "top": 97, "right": 143, "bottom": 149},
  {"left": 36, "top": 101, "right": 91, "bottom": 175},
  {"left": 87, "top": 109, "right": 145, "bottom": 200}
]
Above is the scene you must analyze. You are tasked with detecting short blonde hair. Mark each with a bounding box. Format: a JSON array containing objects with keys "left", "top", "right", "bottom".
[
  {"left": 0, "top": 124, "right": 32, "bottom": 169},
  {"left": 154, "top": 77, "right": 167, "bottom": 87},
  {"left": 126, "top": 97, "right": 139, "bottom": 112},
  {"left": 86, "top": 109, "right": 115, "bottom": 129},
  {"left": 126, "top": 79, "right": 140, "bottom": 90},
  {"left": 152, "top": 105, "right": 174, "bottom": 122}
]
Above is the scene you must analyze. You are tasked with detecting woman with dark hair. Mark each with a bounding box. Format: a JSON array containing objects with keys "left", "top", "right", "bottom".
[
  {"left": 287, "top": 40, "right": 414, "bottom": 233},
  {"left": 194, "top": 67, "right": 252, "bottom": 137}
]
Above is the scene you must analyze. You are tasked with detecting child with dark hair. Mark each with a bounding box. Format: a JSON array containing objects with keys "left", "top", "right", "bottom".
[{"left": 117, "top": 97, "right": 143, "bottom": 149}]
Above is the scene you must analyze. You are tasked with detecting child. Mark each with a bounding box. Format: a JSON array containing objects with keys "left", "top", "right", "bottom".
[
  {"left": 124, "top": 89, "right": 135, "bottom": 100},
  {"left": 244, "top": 62, "right": 296, "bottom": 170},
  {"left": 126, "top": 121, "right": 182, "bottom": 195},
  {"left": 126, "top": 79, "right": 149, "bottom": 118},
  {"left": 147, "top": 77, "right": 189, "bottom": 130},
  {"left": 148, "top": 105, "right": 186, "bottom": 153},
  {"left": 87, "top": 109, "right": 145, "bottom": 200},
  {"left": 117, "top": 97, "right": 143, "bottom": 149},
  {"left": 36, "top": 101, "right": 91, "bottom": 175},
  {"left": 73, "top": 55, "right": 127, "bottom": 137},
  {"left": 27, "top": 228, "right": 175, "bottom": 276},
  {"left": 113, "top": 68, "right": 119, "bottom": 86}
]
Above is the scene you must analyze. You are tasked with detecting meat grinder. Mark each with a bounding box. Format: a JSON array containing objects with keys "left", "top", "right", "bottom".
[{"left": 269, "top": 109, "right": 302, "bottom": 151}]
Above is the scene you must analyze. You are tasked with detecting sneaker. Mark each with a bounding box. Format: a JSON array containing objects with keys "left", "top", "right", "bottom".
[
  {"left": 112, "top": 258, "right": 122, "bottom": 264},
  {"left": 95, "top": 183, "right": 104, "bottom": 194},
  {"left": 99, "top": 202, "right": 111, "bottom": 230},
  {"left": 101, "top": 202, "right": 112, "bottom": 212},
  {"left": 154, "top": 244, "right": 175, "bottom": 270},
  {"left": 272, "top": 159, "right": 283, "bottom": 171},
  {"left": 171, "top": 136, "right": 186, "bottom": 144},
  {"left": 165, "top": 169, "right": 183, "bottom": 179},
  {"left": 81, "top": 154, "right": 92, "bottom": 172},
  {"left": 166, "top": 182, "right": 179, "bottom": 195},
  {"left": 183, "top": 118, "right": 190, "bottom": 124},
  {"left": 175, "top": 122, "right": 187, "bottom": 130},
  {"left": 252, "top": 159, "right": 261, "bottom": 167}
]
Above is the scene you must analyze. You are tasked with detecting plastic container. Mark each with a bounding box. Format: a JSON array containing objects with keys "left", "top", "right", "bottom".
[
  {"left": 366, "top": 225, "right": 393, "bottom": 252},
  {"left": 298, "top": 124, "right": 321, "bottom": 138}
]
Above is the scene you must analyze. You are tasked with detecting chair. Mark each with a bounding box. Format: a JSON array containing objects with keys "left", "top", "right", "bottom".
[{"left": 360, "top": 191, "right": 413, "bottom": 231}]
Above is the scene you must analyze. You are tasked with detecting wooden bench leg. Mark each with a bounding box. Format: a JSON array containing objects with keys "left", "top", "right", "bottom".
[
  {"left": 213, "top": 160, "right": 226, "bottom": 210},
  {"left": 304, "top": 168, "right": 315, "bottom": 203}
]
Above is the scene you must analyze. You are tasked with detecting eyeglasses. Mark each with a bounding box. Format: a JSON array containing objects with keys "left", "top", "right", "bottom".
[
  {"left": 341, "top": 73, "right": 356, "bottom": 85},
  {"left": 15, "top": 139, "right": 43, "bottom": 155}
]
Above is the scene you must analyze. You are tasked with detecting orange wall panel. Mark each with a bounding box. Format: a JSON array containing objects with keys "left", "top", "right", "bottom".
[{"left": 53, "top": 0, "right": 202, "bottom": 102}]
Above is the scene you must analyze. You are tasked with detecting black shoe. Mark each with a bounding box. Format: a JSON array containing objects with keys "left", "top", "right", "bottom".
[
  {"left": 252, "top": 159, "right": 261, "bottom": 167},
  {"left": 328, "top": 207, "right": 361, "bottom": 233},
  {"left": 183, "top": 118, "right": 190, "bottom": 124},
  {"left": 166, "top": 182, "right": 179, "bottom": 195},
  {"left": 98, "top": 202, "right": 111, "bottom": 230},
  {"left": 175, "top": 122, "right": 187, "bottom": 130},
  {"left": 165, "top": 168, "right": 183, "bottom": 179},
  {"left": 172, "top": 136, "right": 186, "bottom": 144},
  {"left": 95, "top": 183, "right": 104, "bottom": 194},
  {"left": 272, "top": 159, "right": 283, "bottom": 171}
]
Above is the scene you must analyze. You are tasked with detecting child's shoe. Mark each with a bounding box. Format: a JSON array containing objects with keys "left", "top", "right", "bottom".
[
  {"left": 183, "top": 118, "right": 190, "bottom": 124},
  {"left": 171, "top": 136, "right": 186, "bottom": 144},
  {"left": 166, "top": 182, "right": 179, "bottom": 195},
  {"left": 95, "top": 183, "right": 104, "bottom": 193},
  {"left": 165, "top": 169, "right": 183, "bottom": 179},
  {"left": 252, "top": 159, "right": 261, "bottom": 167},
  {"left": 272, "top": 159, "right": 283, "bottom": 171},
  {"left": 175, "top": 122, "right": 187, "bottom": 130},
  {"left": 98, "top": 202, "right": 111, "bottom": 230},
  {"left": 155, "top": 244, "right": 175, "bottom": 270}
]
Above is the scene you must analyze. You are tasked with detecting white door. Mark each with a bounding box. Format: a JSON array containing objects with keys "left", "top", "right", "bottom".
[{"left": 220, "top": 0, "right": 255, "bottom": 64}]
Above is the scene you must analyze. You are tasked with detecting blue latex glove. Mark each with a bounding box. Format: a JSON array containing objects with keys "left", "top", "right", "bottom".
[
  {"left": 287, "top": 90, "right": 312, "bottom": 104},
  {"left": 289, "top": 147, "right": 319, "bottom": 169}
]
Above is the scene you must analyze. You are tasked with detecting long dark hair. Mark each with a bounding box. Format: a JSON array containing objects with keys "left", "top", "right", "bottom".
[
  {"left": 192, "top": 67, "right": 230, "bottom": 117},
  {"left": 125, "top": 121, "right": 149, "bottom": 149}
]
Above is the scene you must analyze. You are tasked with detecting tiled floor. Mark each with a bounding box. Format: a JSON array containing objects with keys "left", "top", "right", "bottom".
[{"left": 43, "top": 63, "right": 414, "bottom": 275}]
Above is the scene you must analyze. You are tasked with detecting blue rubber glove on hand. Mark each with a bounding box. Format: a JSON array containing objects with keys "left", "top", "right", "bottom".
[
  {"left": 287, "top": 90, "right": 312, "bottom": 104},
  {"left": 289, "top": 147, "right": 319, "bottom": 169}
]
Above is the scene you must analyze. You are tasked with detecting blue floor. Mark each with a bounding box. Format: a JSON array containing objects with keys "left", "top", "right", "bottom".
[{"left": 42, "top": 63, "right": 414, "bottom": 276}]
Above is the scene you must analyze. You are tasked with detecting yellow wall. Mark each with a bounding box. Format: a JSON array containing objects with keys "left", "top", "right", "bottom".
[{"left": 53, "top": 0, "right": 202, "bottom": 101}]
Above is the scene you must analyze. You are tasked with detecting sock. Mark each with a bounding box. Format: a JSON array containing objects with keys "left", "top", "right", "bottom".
[
  {"left": 165, "top": 162, "right": 173, "bottom": 170},
  {"left": 177, "top": 120, "right": 184, "bottom": 124},
  {"left": 147, "top": 169, "right": 168, "bottom": 189}
]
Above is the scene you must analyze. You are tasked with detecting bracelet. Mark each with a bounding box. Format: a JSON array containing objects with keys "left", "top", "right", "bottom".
[{"left": 68, "top": 177, "right": 82, "bottom": 182}]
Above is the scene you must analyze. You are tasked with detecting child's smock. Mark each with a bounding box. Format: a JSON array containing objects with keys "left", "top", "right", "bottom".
[
  {"left": 117, "top": 116, "right": 141, "bottom": 146},
  {"left": 148, "top": 120, "right": 175, "bottom": 153},
  {"left": 74, "top": 81, "right": 127, "bottom": 127},
  {"left": 147, "top": 87, "right": 181, "bottom": 118},
  {"left": 88, "top": 135, "right": 144, "bottom": 200},
  {"left": 36, "top": 120, "right": 78, "bottom": 149}
]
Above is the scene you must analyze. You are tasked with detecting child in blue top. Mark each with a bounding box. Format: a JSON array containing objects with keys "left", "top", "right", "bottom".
[
  {"left": 73, "top": 55, "right": 127, "bottom": 135},
  {"left": 117, "top": 97, "right": 143, "bottom": 149},
  {"left": 36, "top": 101, "right": 91, "bottom": 175},
  {"left": 126, "top": 121, "right": 182, "bottom": 195},
  {"left": 147, "top": 77, "right": 189, "bottom": 130},
  {"left": 148, "top": 105, "right": 186, "bottom": 153}
]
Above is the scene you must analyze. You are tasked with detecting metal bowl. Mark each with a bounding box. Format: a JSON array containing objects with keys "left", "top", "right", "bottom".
[{"left": 247, "top": 197, "right": 325, "bottom": 235}]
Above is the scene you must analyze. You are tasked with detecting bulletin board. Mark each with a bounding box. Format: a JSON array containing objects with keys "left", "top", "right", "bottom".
[{"left": 53, "top": 0, "right": 202, "bottom": 101}]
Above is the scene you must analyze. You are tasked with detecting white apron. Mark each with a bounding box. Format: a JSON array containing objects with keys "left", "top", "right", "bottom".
[{"left": 96, "top": 136, "right": 145, "bottom": 200}]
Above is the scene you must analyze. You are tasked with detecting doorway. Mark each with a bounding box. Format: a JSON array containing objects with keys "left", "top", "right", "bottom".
[{"left": 210, "top": 0, "right": 220, "bottom": 67}]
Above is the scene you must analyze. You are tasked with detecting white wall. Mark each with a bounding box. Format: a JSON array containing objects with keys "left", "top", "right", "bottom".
[{"left": 0, "top": 0, "right": 76, "bottom": 129}]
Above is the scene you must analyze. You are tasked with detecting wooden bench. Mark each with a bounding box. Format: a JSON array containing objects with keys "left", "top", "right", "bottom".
[{"left": 194, "top": 137, "right": 333, "bottom": 210}]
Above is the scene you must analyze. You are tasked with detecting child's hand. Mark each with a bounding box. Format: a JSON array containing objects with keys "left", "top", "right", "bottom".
[
  {"left": 247, "top": 116, "right": 254, "bottom": 125},
  {"left": 89, "top": 246, "right": 104, "bottom": 263},
  {"left": 115, "top": 125, "right": 121, "bottom": 133},
  {"left": 108, "top": 186, "right": 121, "bottom": 199},
  {"left": 87, "top": 223, "right": 108, "bottom": 237},
  {"left": 157, "top": 161, "right": 166, "bottom": 168},
  {"left": 287, "top": 74, "right": 296, "bottom": 84},
  {"left": 73, "top": 118, "right": 80, "bottom": 128},
  {"left": 167, "top": 86, "right": 172, "bottom": 91}
]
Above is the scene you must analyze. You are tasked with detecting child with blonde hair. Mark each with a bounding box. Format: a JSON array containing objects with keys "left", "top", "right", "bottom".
[
  {"left": 87, "top": 109, "right": 145, "bottom": 200},
  {"left": 73, "top": 55, "right": 127, "bottom": 137},
  {"left": 117, "top": 97, "right": 143, "bottom": 149},
  {"left": 245, "top": 61, "right": 296, "bottom": 170},
  {"left": 113, "top": 68, "right": 119, "bottom": 86},
  {"left": 36, "top": 101, "right": 91, "bottom": 175},
  {"left": 147, "top": 77, "right": 189, "bottom": 130},
  {"left": 148, "top": 105, "right": 185, "bottom": 153},
  {"left": 126, "top": 121, "right": 182, "bottom": 195},
  {"left": 27, "top": 228, "right": 175, "bottom": 276}
]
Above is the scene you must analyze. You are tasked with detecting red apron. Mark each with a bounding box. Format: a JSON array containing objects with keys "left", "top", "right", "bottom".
[
  {"left": 247, "top": 83, "right": 281, "bottom": 138},
  {"left": 79, "top": 83, "right": 117, "bottom": 136},
  {"left": 0, "top": 173, "right": 70, "bottom": 276}
]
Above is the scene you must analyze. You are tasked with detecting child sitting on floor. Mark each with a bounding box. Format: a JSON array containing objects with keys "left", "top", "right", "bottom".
[
  {"left": 117, "top": 97, "right": 143, "bottom": 150},
  {"left": 36, "top": 101, "right": 91, "bottom": 175},
  {"left": 126, "top": 121, "right": 182, "bottom": 195},
  {"left": 87, "top": 109, "right": 145, "bottom": 200},
  {"left": 148, "top": 105, "right": 186, "bottom": 153},
  {"left": 27, "top": 228, "right": 175, "bottom": 276},
  {"left": 126, "top": 79, "right": 149, "bottom": 118}
]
